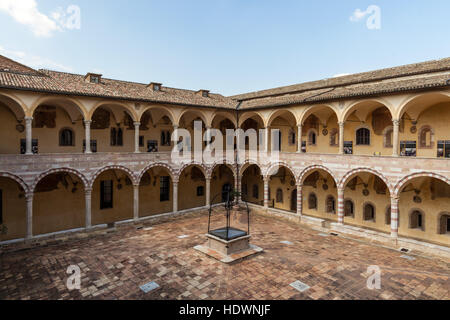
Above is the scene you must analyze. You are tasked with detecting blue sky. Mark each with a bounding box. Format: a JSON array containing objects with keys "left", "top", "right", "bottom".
[{"left": 0, "top": 0, "right": 449, "bottom": 96}]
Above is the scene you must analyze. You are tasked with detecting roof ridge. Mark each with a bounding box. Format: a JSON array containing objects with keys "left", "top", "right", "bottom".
[{"left": 231, "top": 57, "right": 450, "bottom": 101}]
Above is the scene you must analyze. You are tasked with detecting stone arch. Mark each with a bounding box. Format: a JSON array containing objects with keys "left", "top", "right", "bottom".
[
  {"left": 264, "top": 162, "right": 297, "bottom": 183},
  {"left": 238, "top": 111, "right": 265, "bottom": 128},
  {"left": 211, "top": 111, "right": 237, "bottom": 128},
  {"left": 139, "top": 105, "right": 176, "bottom": 126},
  {"left": 393, "top": 172, "right": 450, "bottom": 198},
  {"left": 88, "top": 101, "right": 138, "bottom": 122},
  {"left": 177, "top": 109, "right": 209, "bottom": 127},
  {"left": 299, "top": 104, "right": 339, "bottom": 126},
  {"left": 90, "top": 165, "right": 137, "bottom": 188},
  {"left": 339, "top": 168, "right": 392, "bottom": 194},
  {"left": 342, "top": 98, "right": 394, "bottom": 122},
  {"left": 32, "top": 168, "right": 88, "bottom": 192},
  {"left": 298, "top": 165, "right": 338, "bottom": 186},
  {"left": 0, "top": 172, "right": 29, "bottom": 194},
  {"left": 177, "top": 162, "right": 208, "bottom": 179},
  {"left": 0, "top": 92, "right": 27, "bottom": 119},
  {"left": 267, "top": 109, "right": 298, "bottom": 127},
  {"left": 239, "top": 160, "right": 263, "bottom": 178},
  {"left": 30, "top": 95, "right": 88, "bottom": 121},
  {"left": 209, "top": 162, "right": 237, "bottom": 180},
  {"left": 138, "top": 162, "right": 176, "bottom": 183},
  {"left": 396, "top": 91, "right": 450, "bottom": 121}
]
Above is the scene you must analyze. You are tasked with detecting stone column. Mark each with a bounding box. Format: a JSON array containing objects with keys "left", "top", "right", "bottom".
[
  {"left": 235, "top": 174, "right": 241, "bottom": 203},
  {"left": 134, "top": 122, "right": 141, "bottom": 153},
  {"left": 296, "top": 184, "right": 303, "bottom": 216},
  {"left": 297, "top": 125, "right": 302, "bottom": 153},
  {"left": 392, "top": 120, "right": 400, "bottom": 157},
  {"left": 390, "top": 196, "right": 399, "bottom": 238},
  {"left": 133, "top": 184, "right": 139, "bottom": 221},
  {"left": 263, "top": 177, "right": 269, "bottom": 208},
  {"left": 338, "top": 121, "right": 345, "bottom": 155},
  {"left": 85, "top": 188, "right": 92, "bottom": 228},
  {"left": 26, "top": 192, "right": 33, "bottom": 239},
  {"left": 205, "top": 177, "right": 211, "bottom": 206},
  {"left": 265, "top": 127, "right": 270, "bottom": 153},
  {"left": 84, "top": 120, "right": 92, "bottom": 154},
  {"left": 337, "top": 188, "right": 345, "bottom": 225},
  {"left": 25, "top": 116, "right": 33, "bottom": 155},
  {"left": 173, "top": 181, "right": 178, "bottom": 213}
]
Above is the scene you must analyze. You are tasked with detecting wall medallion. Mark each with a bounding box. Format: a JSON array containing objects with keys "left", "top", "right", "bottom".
[
  {"left": 322, "top": 129, "right": 328, "bottom": 136},
  {"left": 362, "top": 189, "right": 370, "bottom": 196},
  {"left": 410, "top": 126, "right": 417, "bottom": 134},
  {"left": 413, "top": 195, "right": 422, "bottom": 203}
]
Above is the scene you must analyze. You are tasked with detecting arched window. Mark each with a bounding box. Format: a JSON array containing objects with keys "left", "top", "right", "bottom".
[
  {"left": 384, "top": 127, "right": 393, "bottom": 148},
  {"left": 329, "top": 128, "right": 338, "bottom": 146},
  {"left": 326, "top": 195, "right": 336, "bottom": 214},
  {"left": 308, "top": 130, "right": 317, "bottom": 146},
  {"left": 356, "top": 128, "right": 370, "bottom": 145},
  {"left": 363, "top": 203, "right": 375, "bottom": 221},
  {"left": 59, "top": 128, "right": 74, "bottom": 146},
  {"left": 438, "top": 213, "right": 450, "bottom": 234},
  {"left": 410, "top": 210, "right": 425, "bottom": 231},
  {"left": 308, "top": 193, "right": 317, "bottom": 210},
  {"left": 418, "top": 126, "right": 434, "bottom": 148},
  {"left": 276, "top": 188, "right": 283, "bottom": 203},
  {"left": 252, "top": 184, "right": 259, "bottom": 199},
  {"left": 344, "top": 200, "right": 354, "bottom": 217},
  {"left": 110, "top": 127, "right": 124, "bottom": 146},
  {"left": 288, "top": 130, "right": 296, "bottom": 146}
]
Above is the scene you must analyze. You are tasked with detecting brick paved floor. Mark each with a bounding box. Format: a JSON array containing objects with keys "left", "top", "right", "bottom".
[{"left": 0, "top": 213, "right": 449, "bottom": 300}]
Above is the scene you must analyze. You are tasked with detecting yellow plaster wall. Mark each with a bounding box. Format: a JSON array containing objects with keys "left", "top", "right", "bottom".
[
  {"left": 0, "top": 104, "right": 26, "bottom": 154},
  {"left": 178, "top": 168, "right": 206, "bottom": 210},
  {"left": 210, "top": 166, "right": 234, "bottom": 204},
  {"left": 0, "top": 178, "right": 26, "bottom": 241},
  {"left": 33, "top": 174, "right": 85, "bottom": 235},
  {"left": 91, "top": 170, "right": 133, "bottom": 225},
  {"left": 139, "top": 174, "right": 173, "bottom": 217}
]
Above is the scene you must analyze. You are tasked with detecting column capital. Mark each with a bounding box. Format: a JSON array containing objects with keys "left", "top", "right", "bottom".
[
  {"left": 84, "top": 120, "right": 92, "bottom": 125},
  {"left": 84, "top": 187, "right": 93, "bottom": 194},
  {"left": 25, "top": 192, "right": 34, "bottom": 200},
  {"left": 296, "top": 183, "right": 303, "bottom": 188},
  {"left": 133, "top": 121, "right": 141, "bottom": 127},
  {"left": 392, "top": 119, "right": 400, "bottom": 126},
  {"left": 24, "top": 116, "right": 33, "bottom": 121},
  {"left": 338, "top": 121, "right": 345, "bottom": 127},
  {"left": 390, "top": 195, "right": 399, "bottom": 201}
]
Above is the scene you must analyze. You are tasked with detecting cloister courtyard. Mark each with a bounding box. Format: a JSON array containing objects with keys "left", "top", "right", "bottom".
[{"left": 0, "top": 211, "right": 448, "bottom": 300}]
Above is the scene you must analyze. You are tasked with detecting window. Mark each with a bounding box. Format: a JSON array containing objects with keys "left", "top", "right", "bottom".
[
  {"left": 418, "top": 126, "right": 433, "bottom": 148},
  {"left": 326, "top": 196, "right": 336, "bottom": 214},
  {"left": 83, "top": 140, "right": 97, "bottom": 153},
  {"left": 90, "top": 75, "right": 99, "bottom": 84},
  {"left": 356, "top": 128, "right": 370, "bottom": 145},
  {"left": 20, "top": 139, "right": 38, "bottom": 154},
  {"left": 110, "top": 128, "right": 123, "bottom": 146},
  {"left": 400, "top": 141, "right": 416, "bottom": 157},
  {"left": 197, "top": 186, "right": 204, "bottom": 196},
  {"left": 410, "top": 210, "right": 424, "bottom": 231},
  {"left": 252, "top": 185, "right": 259, "bottom": 199},
  {"left": 139, "top": 136, "right": 144, "bottom": 147},
  {"left": 59, "top": 128, "right": 74, "bottom": 146},
  {"left": 301, "top": 141, "right": 307, "bottom": 153},
  {"left": 276, "top": 189, "right": 283, "bottom": 203},
  {"left": 161, "top": 130, "right": 171, "bottom": 146},
  {"left": 160, "top": 176, "right": 170, "bottom": 202},
  {"left": 344, "top": 200, "right": 354, "bottom": 217},
  {"left": 100, "top": 180, "right": 113, "bottom": 209},
  {"left": 438, "top": 213, "right": 450, "bottom": 234},
  {"left": 288, "top": 130, "right": 296, "bottom": 146},
  {"left": 308, "top": 130, "right": 317, "bottom": 146},
  {"left": 242, "top": 184, "right": 248, "bottom": 196},
  {"left": 363, "top": 203, "right": 375, "bottom": 221},
  {"left": 308, "top": 193, "right": 317, "bottom": 210},
  {"left": 437, "top": 141, "right": 450, "bottom": 158}
]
